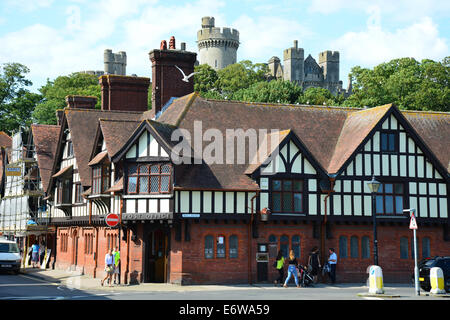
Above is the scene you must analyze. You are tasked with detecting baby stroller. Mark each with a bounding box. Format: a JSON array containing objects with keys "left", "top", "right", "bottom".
[{"left": 298, "top": 264, "right": 314, "bottom": 287}]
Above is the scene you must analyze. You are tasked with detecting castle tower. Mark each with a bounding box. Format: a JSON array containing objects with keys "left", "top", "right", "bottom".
[
  {"left": 318, "top": 50, "right": 339, "bottom": 84},
  {"left": 104, "top": 49, "right": 127, "bottom": 75},
  {"left": 283, "top": 40, "right": 304, "bottom": 85},
  {"left": 197, "top": 16, "right": 239, "bottom": 70}
]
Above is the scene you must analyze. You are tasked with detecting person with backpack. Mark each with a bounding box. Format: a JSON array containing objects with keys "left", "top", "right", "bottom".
[{"left": 273, "top": 250, "right": 285, "bottom": 286}]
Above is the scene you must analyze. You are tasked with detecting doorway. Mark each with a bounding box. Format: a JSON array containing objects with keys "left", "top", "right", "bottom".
[{"left": 144, "top": 228, "right": 168, "bottom": 283}]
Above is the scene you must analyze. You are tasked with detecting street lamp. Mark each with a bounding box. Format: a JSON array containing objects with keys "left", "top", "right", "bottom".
[{"left": 366, "top": 176, "right": 381, "bottom": 266}]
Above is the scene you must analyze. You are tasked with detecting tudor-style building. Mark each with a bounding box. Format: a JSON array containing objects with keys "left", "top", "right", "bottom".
[{"left": 45, "top": 40, "right": 449, "bottom": 285}]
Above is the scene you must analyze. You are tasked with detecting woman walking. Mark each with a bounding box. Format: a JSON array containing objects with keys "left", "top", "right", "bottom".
[
  {"left": 308, "top": 247, "right": 321, "bottom": 284},
  {"left": 273, "top": 251, "right": 285, "bottom": 286},
  {"left": 101, "top": 249, "right": 115, "bottom": 287},
  {"left": 283, "top": 250, "right": 300, "bottom": 288}
]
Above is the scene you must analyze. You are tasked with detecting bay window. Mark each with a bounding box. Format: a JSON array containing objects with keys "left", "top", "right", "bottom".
[{"left": 127, "top": 163, "right": 172, "bottom": 194}]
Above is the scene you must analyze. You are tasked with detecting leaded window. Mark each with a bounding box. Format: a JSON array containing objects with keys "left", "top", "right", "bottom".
[
  {"left": 271, "top": 179, "right": 303, "bottom": 213},
  {"left": 376, "top": 183, "right": 404, "bottom": 215},
  {"left": 127, "top": 163, "right": 171, "bottom": 194}
]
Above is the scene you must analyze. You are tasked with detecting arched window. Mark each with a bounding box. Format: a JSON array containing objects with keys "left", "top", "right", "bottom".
[
  {"left": 400, "top": 237, "right": 409, "bottom": 259},
  {"left": 216, "top": 235, "right": 226, "bottom": 258},
  {"left": 422, "top": 237, "right": 431, "bottom": 258},
  {"left": 280, "top": 235, "right": 289, "bottom": 258},
  {"left": 361, "top": 236, "right": 370, "bottom": 259},
  {"left": 268, "top": 235, "right": 277, "bottom": 243},
  {"left": 229, "top": 235, "right": 238, "bottom": 258},
  {"left": 292, "top": 235, "right": 301, "bottom": 258},
  {"left": 350, "top": 236, "right": 359, "bottom": 258},
  {"left": 339, "top": 236, "right": 348, "bottom": 258},
  {"left": 205, "top": 235, "right": 214, "bottom": 259}
]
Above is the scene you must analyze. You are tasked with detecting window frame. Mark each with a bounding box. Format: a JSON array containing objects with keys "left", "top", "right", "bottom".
[
  {"left": 380, "top": 130, "right": 398, "bottom": 153},
  {"left": 375, "top": 182, "right": 405, "bottom": 215},
  {"left": 74, "top": 183, "right": 83, "bottom": 204},
  {"left": 92, "top": 164, "right": 110, "bottom": 195},
  {"left": 271, "top": 178, "right": 304, "bottom": 214},
  {"left": 127, "top": 163, "right": 172, "bottom": 195}
]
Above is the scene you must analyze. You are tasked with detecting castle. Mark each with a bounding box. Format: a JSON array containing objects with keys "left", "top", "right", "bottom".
[
  {"left": 197, "top": 16, "right": 239, "bottom": 70},
  {"left": 268, "top": 40, "right": 351, "bottom": 96},
  {"left": 79, "top": 49, "right": 127, "bottom": 76}
]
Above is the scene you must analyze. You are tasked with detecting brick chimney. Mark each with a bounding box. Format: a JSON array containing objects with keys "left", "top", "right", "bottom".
[
  {"left": 149, "top": 38, "right": 197, "bottom": 119},
  {"left": 65, "top": 95, "right": 97, "bottom": 109},
  {"left": 99, "top": 75, "right": 150, "bottom": 112}
]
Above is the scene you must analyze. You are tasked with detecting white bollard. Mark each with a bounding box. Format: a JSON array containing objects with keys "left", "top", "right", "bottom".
[
  {"left": 368, "top": 265, "right": 384, "bottom": 294},
  {"left": 430, "top": 267, "right": 446, "bottom": 295}
]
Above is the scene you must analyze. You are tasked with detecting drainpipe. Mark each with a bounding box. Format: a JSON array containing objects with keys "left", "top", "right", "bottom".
[
  {"left": 321, "top": 178, "right": 335, "bottom": 269},
  {"left": 248, "top": 192, "right": 259, "bottom": 285},
  {"left": 93, "top": 225, "right": 98, "bottom": 278}
]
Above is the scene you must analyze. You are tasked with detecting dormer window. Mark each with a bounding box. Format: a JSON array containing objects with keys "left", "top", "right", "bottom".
[
  {"left": 92, "top": 164, "right": 110, "bottom": 194},
  {"left": 127, "top": 163, "right": 172, "bottom": 194}
]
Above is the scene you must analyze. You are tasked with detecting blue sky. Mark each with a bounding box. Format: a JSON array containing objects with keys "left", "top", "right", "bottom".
[{"left": 0, "top": 0, "right": 448, "bottom": 93}]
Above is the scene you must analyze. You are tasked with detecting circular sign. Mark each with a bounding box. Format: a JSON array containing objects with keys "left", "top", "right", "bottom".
[{"left": 105, "top": 213, "right": 120, "bottom": 227}]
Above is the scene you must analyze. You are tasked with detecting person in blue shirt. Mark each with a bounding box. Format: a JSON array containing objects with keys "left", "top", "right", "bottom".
[
  {"left": 328, "top": 248, "right": 337, "bottom": 284},
  {"left": 101, "top": 249, "right": 115, "bottom": 287},
  {"left": 31, "top": 241, "right": 40, "bottom": 268}
]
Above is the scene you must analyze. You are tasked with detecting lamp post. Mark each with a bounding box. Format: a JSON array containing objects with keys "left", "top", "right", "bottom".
[{"left": 367, "top": 176, "right": 381, "bottom": 266}]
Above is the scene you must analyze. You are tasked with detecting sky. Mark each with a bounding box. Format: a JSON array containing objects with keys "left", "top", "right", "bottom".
[{"left": 0, "top": 0, "right": 449, "bottom": 93}]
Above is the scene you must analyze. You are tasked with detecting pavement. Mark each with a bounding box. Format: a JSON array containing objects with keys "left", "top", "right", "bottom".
[{"left": 18, "top": 266, "right": 450, "bottom": 299}]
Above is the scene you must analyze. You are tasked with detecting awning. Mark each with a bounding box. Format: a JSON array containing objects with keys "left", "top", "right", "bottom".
[
  {"left": 88, "top": 151, "right": 109, "bottom": 166},
  {"left": 52, "top": 165, "right": 73, "bottom": 178}
]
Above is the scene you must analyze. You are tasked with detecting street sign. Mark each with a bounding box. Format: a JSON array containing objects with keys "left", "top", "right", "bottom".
[
  {"left": 5, "top": 165, "right": 21, "bottom": 176},
  {"left": 105, "top": 213, "right": 120, "bottom": 227},
  {"left": 409, "top": 213, "right": 418, "bottom": 230}
]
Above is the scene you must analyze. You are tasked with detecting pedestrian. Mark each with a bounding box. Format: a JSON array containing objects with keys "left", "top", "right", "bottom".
[
  {"left": 31, "top": 241, "right": 40, "bottom": 268},
  {"left": 328, "top": 248, "right": 337, "bottom": 284},
  {"left": 283, "top": 250, "right": 300, "bottom": 288},
  {"left": 113, "top": 247, "right": 120, "bottom": 285},
  {"left": 39, "top": 241, "right": 46, "bottom": 268},
  {"left": 101, "top": 249, "right": 114, "bottom": 287},
  {"left": 273, "top": 250, "right": 285, "bottom": 286},
  {"left": 308, "top": 246, "right": 321, "bottom": 284}
]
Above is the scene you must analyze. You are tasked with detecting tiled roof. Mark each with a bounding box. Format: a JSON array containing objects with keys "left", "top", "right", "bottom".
[{"left": 0, "top": 132, "right": 12, "bottom": 148}]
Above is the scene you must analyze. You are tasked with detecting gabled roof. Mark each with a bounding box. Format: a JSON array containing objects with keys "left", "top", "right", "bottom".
[
  {"left": 97, "top": 119, "right": 141, "bottom": 160},
  {"left": 0, "top": 132, "right": 12, "bottom": 148},
  {"left": 31, "top": 124, "right": 60, "bottom": 192}
]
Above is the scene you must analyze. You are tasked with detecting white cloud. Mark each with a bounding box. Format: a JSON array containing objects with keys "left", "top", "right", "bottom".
[{"left": 331, "top": 17, "right": 448, "bottom": 67}]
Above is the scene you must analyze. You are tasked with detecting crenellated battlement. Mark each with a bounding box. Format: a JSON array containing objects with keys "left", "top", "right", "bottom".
[
  {"left": 318, "top": 50, "right": 339, "bottom": 63},
  {"left": 197, "top": 27, "right": 240, "bottom": 42}
]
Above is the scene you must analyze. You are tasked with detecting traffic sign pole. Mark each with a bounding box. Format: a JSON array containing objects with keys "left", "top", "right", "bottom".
[{"left": 405, "top": 208, "right": 420, "bottom": 296}]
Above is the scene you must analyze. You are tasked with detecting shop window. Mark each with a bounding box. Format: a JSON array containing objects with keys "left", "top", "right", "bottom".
[
  {"left": 271, "top": 179, "right": 303, "bottom": 214},
  {"left": 400, "top": 237, "right": 409, "bottom": 259},
  {"left": 216, "top": 235, "right": 226, "bottom": 258},
  {"left": 375, "top": 183, "right": 404, "bottom": 215},
  {"left": 422, "top": 237, "right": 431, "bottom": 258},
  {"left": 229, "top": 235, "right": 238, "bottom": 259},
  {"left": 339, "top": 236, "right": 348, "bottom": 258},
  {"left": 350, "top": 236, "right": 359, "bottom": 258},
  {"left": 205, "top": 236, "right": 214, "bottom": 259},
  {"left": 292, "top": 235, "right": 301, "bottom": 258},
  {"left": 361, "top": 236, "right": 370, "bottom": 259}
]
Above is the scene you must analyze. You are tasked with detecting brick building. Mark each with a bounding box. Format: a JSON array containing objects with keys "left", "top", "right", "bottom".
[{"left": 42, "top": 38, "right": 449, "bottom": 285}]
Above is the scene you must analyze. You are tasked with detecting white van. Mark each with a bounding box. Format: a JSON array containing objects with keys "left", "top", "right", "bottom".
[{"left": 0, "top": 238, "right": 22, "bottom": 274}]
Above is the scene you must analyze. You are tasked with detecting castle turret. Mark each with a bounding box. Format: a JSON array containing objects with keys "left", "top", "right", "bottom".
[
  {"left": 197, "top": 16, "right": 239, "bottom": 70},
  {"left": 283, "top": 40, "right": 304, "bottom": 85},
  {"left": 104, "top": 49, "right": 127, "bottom": 75},
  {"left": 318, "top": 50, "right": 339, "bottom": 84}
]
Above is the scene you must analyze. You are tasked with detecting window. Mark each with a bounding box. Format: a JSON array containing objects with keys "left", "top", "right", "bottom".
[
  {"left": 205, "top": 236, "right": 214, "bottom": 259},
  {"left": 74, "top": 183, "right": 83, "bottom": 203},
  {"left": 350, "top": 236, "right": 359, "bottom": 258},
  {"left": 272, "top": 179, "right": 303, "bottom": 213},
  {"left": 280, "top": 235, "right": 289, "bottom": 258},
  {"left": 127, "top": 163, "right": 171, "bottom": 194},
  {"left": 292, "top": 235, "right": 301, "bottom": 258},
  {"left": 422, "top": 237, "right": 431, "bottom": 258},
  {"left": 216, "top": 236, "right": 226, "bottom": 258},
  {"left": 381, "top": 131, "right": 398, "bottom": 152},
  {"left": 339, "top": 236, "right": 348, "bottom": 258},
  {"left": 376, "top": 183, "right": 404, "bottom": 215},
  {"left": 67, "top": 140, "right": 73, "bottom": 157},
  {"left": 400, "top": 237, "right": 409, "bottom": 259},
  {"left": 229, "top": 235, "right": 238, "bottom": 258},
  {"left": 92, "top": 165, "right": 110, "bottom": 194},
  {"left": 361, "top": 236, "right": 370, "bottom": 259},
  {"left": 57, "top": 179, "right": 72, "bottom": 204}
]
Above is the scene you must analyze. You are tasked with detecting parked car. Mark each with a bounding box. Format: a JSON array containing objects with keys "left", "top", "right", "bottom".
[
  {"left": 0, "top": 238, "right": 22, "bottom": 274},
  {"left": 416, "top": 256, "right": 450, "bottom": 292}
]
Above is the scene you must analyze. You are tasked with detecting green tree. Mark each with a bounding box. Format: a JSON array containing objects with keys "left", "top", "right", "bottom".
[
  {"left": 216, "top": 60, "right": 269, "bottom": 94},
  {"left": 194, "top": 64, "right": 218, "bottom": 94},
  {"left": 33, "top": 72, "right": 101, "bottom": 124},
  {"left": 233, "top": 79, "right": 303, "bottom": 104},
  {"left": 298, "top": 87, "right": 337, "bottom": 106},
  {"left": 0, "top": 63, "right": 41, "bottom": 134}
]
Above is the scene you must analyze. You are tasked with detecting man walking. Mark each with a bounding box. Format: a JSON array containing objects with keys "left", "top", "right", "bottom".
[
  {"left": 113, "top": 247, "right": 120, "bottom": 285},
  {"left": 328, "top": 248, "right": 337, "bottom": 284}
]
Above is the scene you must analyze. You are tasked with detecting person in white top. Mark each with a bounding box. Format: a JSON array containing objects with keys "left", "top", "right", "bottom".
[{"left": 328, "top": 248, "right": 337, "bottom": 284}]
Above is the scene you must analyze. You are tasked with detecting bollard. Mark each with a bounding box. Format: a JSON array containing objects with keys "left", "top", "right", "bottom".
[
  {"left": 368, "top": 265, "right": 384, "bottom": 294},
  {"left": 430, "top": 267, "right": 446, "bottom": 295}
]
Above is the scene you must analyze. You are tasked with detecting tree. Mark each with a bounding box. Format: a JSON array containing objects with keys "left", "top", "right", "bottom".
[
  {"left": 216, "top": 60, "right": 269, "bottom": 94},
  {"left": 298, "top": 87, "right": 338, "bottom": 106},
  {"left": 0, "top": 63, "right": 41, "bottom": 134},
  {"left": 193, "top": 64, "right": 218, "bottom": 94},
  {"left": 33, "top": 72, "right": 101, "bottom": 124},
  {"left": 343, "top": 57, "right": 449, "bottom": 111},
  {"left": 233, "top": 79, "right": 303, "bottom": 104}
]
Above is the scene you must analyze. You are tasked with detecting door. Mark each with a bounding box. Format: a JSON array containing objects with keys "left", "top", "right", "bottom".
[{"left": 145, "top": 229, "right": 167, "bottom": 283}]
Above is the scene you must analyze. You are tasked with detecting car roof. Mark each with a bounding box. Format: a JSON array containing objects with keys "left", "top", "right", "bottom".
[{"left": 0, "top": 238, "right": 16, "bottom": 244}]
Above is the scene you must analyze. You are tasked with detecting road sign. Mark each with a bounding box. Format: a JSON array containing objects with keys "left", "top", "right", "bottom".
[
  {"left": 105, "top": 213, "right": 119, "bottom": 227},
  {"left": 409, "top": 213, "right": 418, "bottom": 230}
]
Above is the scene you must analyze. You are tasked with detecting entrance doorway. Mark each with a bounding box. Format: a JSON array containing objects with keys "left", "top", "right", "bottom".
[{"left": 144, "top": 228, "right": 168, "bottom": 283}]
